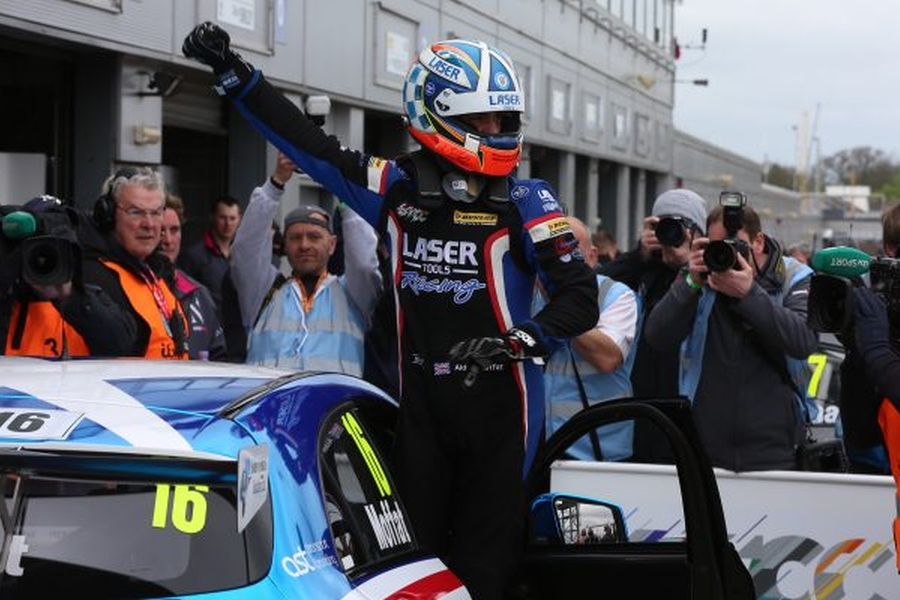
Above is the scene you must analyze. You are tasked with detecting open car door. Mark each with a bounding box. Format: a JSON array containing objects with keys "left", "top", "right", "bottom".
[{"left": 515, "top": 398, "right": 755, "bottom": 600}]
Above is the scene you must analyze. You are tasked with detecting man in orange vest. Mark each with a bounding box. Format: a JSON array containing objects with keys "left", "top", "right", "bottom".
[
  {"left": 0, "top": 196, "right": 139, "bottom": 358},
  {"left": 81, "top": 167, "right": 189, "bottom": 359}
]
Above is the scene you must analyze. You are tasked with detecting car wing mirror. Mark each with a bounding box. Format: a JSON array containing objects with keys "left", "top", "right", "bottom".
[{"left": 529, "top": 492, "right": 628, "bottom": 545}]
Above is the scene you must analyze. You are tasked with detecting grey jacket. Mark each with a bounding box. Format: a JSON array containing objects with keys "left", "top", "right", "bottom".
[
  {"left": 643, "top": 236, "right": 817, "bottom": 471},
  {"left": 229, "top": 178, "right": 381, "bottom": 334}
]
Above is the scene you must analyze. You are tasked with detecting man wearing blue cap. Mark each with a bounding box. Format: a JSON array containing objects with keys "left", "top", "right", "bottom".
[{"left": 230, "top": 152, "right": 381, "bottom": 374}]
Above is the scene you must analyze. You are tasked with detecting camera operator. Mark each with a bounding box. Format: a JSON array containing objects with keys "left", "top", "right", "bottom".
[
  {"left": 0, "top": 196, "right": 138, "bottom": 357},
  {"left": 644, "top": 195, "right": 817, "bottom": 471},
  {"left": 599, "top": 188, "right": 707, "bottom": 462},
  {"left": 841, "top": 204, "right": 900, "bottom": 569}
]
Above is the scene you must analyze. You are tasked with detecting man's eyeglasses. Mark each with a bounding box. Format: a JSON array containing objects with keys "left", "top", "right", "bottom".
[{"left": 117, "top": 204, "right": 165, "bottom": 221}]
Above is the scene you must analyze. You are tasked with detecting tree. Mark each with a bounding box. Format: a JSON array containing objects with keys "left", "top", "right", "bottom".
[
  {"left": 822, "top": 146, "right": 897, "bottom": 189},
  {"left": 882, "top": 175, "right": 900, "bottom": 202},
  {"left": 765, "top": 163, "right": 795, "bottom": 189}
]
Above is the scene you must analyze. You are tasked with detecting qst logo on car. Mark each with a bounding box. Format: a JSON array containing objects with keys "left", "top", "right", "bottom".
[{"left": 281, "top": 540, "right": 336, "bottom": 578}]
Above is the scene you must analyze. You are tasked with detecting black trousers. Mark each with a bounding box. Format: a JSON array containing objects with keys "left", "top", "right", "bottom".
[{"left": 392, "top": 363, "right": 525, "bottom": 600}]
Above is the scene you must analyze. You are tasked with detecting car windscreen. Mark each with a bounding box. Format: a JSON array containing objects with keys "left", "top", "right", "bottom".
[{"left": 0, "top": 474, "right": 272, "bottom": 598}]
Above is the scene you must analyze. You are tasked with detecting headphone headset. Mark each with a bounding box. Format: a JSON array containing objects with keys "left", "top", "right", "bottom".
[{"left": 93, "top": 166, "right": 142, "bottom": 232}]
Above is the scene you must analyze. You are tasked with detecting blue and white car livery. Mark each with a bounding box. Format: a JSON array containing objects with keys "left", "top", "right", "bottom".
[{"left": 0, "top": 358, "right": 469, "bottom": 599}]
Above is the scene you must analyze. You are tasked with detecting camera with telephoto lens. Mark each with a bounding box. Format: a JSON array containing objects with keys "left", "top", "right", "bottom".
[
  {"left": 807, "top": 246, "right": 900, "bottom": 342},
  {"left": 0, "top": 201, "right": 80, "bottom": 291},
  {"left": 655, "top": 216, "right": 690, "bottom": 247},
  {"left": 703, "top": 191, "right": 750, "bottom": 272}
]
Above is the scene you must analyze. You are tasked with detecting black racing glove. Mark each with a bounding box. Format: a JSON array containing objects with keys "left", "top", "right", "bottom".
[
  {"left": 449, "top": 324, "right": 549, "bottom": 388},
  {"left": 182, "top": 22, "right": 254, "bottom": 96}
]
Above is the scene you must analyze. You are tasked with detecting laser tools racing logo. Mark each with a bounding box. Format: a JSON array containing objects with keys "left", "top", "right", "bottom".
[
  {"left": 400, "top": 272, "right": 486, "bottom": 304},
  {"left": 400, "top": 234, "right": 486, "bottom": 304}
]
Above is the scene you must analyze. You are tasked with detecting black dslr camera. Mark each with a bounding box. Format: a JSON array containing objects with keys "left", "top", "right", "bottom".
[
  {"left": 704, "top": 191, "right": 750, "bottom": 272},
  {"left": 0, "top": 200, "right": 80, "bottom": 291},
  {"left": 654, "top": 216, "right": 691, "bottom": 247}
]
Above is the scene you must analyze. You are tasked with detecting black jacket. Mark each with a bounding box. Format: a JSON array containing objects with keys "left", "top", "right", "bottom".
[
  {"left": 644, "top": 236, "right": 818, "bottom": 471},
  {"left": 599, "top": 247, "right": 682, "bottom": 464},
  {"left": 80, "top": 226, "right": 183, "bottom": 357}
]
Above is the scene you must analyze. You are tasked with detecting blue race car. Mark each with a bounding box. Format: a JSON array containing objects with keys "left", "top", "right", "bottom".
[
  {"left": 0, "top": 357, "right": 468, "bottom": 599},
  {"left": 0, "top": 357, "right": 754, "bottom": 599}
]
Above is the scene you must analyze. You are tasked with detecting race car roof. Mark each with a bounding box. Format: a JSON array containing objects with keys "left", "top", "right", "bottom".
[{"left": 0, "top": 357, "right": 290, "bottom": 459}]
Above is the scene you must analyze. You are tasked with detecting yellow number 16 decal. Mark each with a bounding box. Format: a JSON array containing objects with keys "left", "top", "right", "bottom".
[{"left": 152, "top": 484, "right": 209, "bottom": 534}]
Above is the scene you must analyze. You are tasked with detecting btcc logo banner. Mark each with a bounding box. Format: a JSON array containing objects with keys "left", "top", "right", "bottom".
[{"left": 453, "top": 210, "right": 498, "bottom": 226}]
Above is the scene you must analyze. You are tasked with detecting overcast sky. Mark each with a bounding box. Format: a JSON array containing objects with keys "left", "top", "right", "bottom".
[{"left": 673, "top": 0, "right": 899, "bottom": 167}]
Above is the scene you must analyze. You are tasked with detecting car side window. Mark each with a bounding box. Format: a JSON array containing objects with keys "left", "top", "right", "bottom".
[{"left": 318, "top": 403, "right": 416, "bottom": 574}]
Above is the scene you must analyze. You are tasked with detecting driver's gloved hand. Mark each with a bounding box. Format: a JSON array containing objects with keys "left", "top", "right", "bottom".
[
  {"left": 182, "top": 21, "right": 254, "bottom": 96},
  {"left": 449, "top": 324, "right": 548, "bottom": 388}
]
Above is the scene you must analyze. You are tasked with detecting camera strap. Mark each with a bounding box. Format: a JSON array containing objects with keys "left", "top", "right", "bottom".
[{"left": 568, "top": 345, "right": 604, "bottom": 461}]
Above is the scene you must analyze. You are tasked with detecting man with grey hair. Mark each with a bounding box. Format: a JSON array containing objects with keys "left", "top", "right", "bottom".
[
  {"left": 230, "top": 152, "right": 381, "bottom": 374},
  {"left": 599, "top": 188, "right": 707, "bottom": 462},
  {"left": 82, "top": 166, "right": 189, "bottom": 359}
]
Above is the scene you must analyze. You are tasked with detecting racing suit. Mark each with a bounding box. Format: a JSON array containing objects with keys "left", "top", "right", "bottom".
[{"left": 221, "top": 71, "right": 598, "bottom": 597}]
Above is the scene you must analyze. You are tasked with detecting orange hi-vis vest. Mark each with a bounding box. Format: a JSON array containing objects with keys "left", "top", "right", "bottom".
[
  {"left": 878, "top": 398, "right": 900, "bottom": 572},
  {"left": 5, "top": 300, "right": 90, "bottom": 357},
  {"left": 100, "top": 259, "right": 188, "bottom": 360}
]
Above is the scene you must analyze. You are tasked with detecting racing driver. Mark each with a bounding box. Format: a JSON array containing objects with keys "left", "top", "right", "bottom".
[{"left": 183, "top": 23, "right": 598, "bottom": 598}]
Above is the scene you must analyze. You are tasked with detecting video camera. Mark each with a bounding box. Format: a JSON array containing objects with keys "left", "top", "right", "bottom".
[
  {"left": 703, "top": 191, "right": 750, "bottom": 271},
  {"left": 0, "top": 199, "right": 80, "bottom": 291},
  {"left": 807, "top": 246, "right": 900, "bottom": 341}
]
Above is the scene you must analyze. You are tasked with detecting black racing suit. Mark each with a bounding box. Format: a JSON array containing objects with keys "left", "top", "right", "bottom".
[{"left": 225, "top": 71, "right": 598, "bottom": 598}]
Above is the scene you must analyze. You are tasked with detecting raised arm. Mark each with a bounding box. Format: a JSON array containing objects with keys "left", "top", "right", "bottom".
[
  {"left": 182, "top": 22, "right": 407, "bottom": 229},
  {"left": 229, "top": 159, "right": 286, "bottom": 327},
  {"left": 338, "top": 205, "right": 382, "bottom": 325}
]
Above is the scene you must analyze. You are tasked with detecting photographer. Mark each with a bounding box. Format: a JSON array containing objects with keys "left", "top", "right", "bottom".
[
  {"left": 600, "top": 188, "right": 707, "bottom": 462},
  {"left": 0, "top": 196, "right": 138, "bottom": 357},
  {"left": 644, "top": 195, "right": 817, "bottom": 471}
]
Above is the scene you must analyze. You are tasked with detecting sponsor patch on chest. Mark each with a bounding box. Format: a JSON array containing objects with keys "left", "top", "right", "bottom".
[{"left": 453, "top": 210, "right": 498, "bottom": 226}]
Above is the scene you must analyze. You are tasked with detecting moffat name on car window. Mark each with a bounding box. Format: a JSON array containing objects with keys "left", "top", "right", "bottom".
[{"left": 365, "top": 498, "right": 412, "bottom": 551}]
